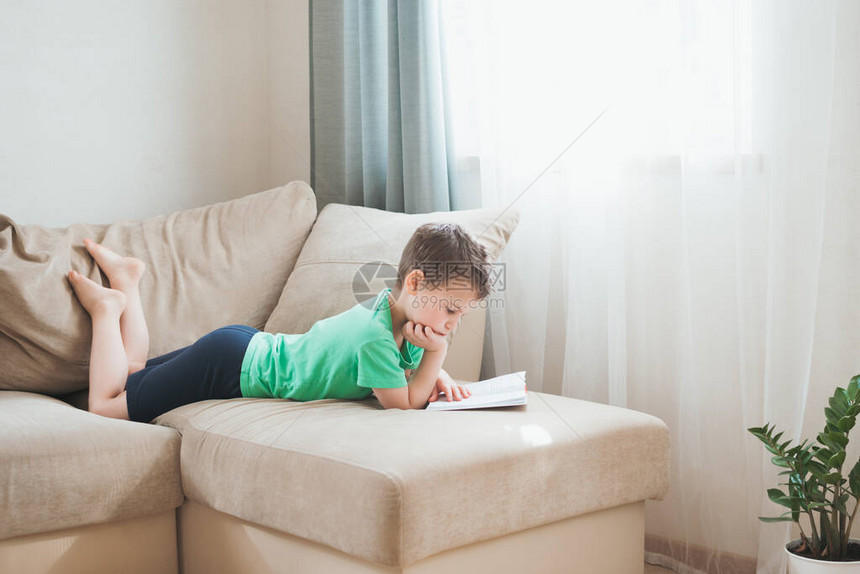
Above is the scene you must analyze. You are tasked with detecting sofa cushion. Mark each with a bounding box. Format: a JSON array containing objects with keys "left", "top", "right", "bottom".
[
  {"left": 0, "top": 391, "right": 184, "bottom": 541},
  {"left": 263, "top": 203, "right": 519, "bottom": 381},
  {"left": 0, "top": 181, "right": 316, "bottom": 395},
  {"left": 152, "top": 392, "right": 670, "bottom": 568}
]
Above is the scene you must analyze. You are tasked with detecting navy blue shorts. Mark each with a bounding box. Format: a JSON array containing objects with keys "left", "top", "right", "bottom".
[{"left": 125, "top": 324, "right": 258, "bottom": 423}]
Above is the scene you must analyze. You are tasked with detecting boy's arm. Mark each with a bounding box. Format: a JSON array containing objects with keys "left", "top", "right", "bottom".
[
  {"left": 403, "top": 367, "right": 449, "bottom": 381},
  {"left": 404, "top": 368, "right": 450, "bottom": 387},
  {"left": 405, "top": 349, "right": 446, "bottom": 409},
  {"left": 373, "top": 321, "right": 447, "bottom": 410},
  {"left": 372, "top": 352, "right": 444, "bottom": 410},
  {"left": 405, "top": 368, "right": 447, "bottom": 382}
]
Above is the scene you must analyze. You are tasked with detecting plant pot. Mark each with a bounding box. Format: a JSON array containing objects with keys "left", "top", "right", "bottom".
[{"left": 785, "top": 538, "right": 860, "bottom": 573}]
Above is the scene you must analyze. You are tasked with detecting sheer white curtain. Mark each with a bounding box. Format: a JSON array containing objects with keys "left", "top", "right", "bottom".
[{"left": 440, "top": 0, "right": 860, "bottom": 572}]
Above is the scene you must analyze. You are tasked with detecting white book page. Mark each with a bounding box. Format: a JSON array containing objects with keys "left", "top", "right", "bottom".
[
  {"left": 427, "top": 371, "right": 527, "bottom": 409},
  {"left": 461, "top": 371, "right": 526, "bottom": 398}
]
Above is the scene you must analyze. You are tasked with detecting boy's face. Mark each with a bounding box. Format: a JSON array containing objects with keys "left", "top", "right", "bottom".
[{"left": 406, "top": 278, "right": 482, "bottom": 337}]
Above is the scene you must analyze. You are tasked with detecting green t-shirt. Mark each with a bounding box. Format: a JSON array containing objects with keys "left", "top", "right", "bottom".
[{"left": 239, "top": 288, "right": 424, "bottom": 401}]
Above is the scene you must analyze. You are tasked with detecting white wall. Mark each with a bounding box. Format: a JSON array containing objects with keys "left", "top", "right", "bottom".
[
  {"left": 267, "top": 0, "right": 311, "bottom": 195},
  {"left": 0, "top": 0, "right": 309, "bottom": 227}
]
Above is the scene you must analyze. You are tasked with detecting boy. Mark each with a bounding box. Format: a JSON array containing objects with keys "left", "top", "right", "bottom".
[{"left": 67, "top": 222, "right": 491, "bottom": 421}]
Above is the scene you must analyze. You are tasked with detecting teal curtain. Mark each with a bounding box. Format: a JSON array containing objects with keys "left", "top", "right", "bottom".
[{"left": 310, "top": 0, "right": 458, "bottom": 213}]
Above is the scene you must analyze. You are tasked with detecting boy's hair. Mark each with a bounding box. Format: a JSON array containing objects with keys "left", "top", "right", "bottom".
[{"left": 396, "top": 223, "right": 492, "bottom": 299}]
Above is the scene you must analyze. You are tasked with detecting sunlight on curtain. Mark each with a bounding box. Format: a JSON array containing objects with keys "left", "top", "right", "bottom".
[{"left": 440, "top": 0, "right": 859, "bottom": 572}]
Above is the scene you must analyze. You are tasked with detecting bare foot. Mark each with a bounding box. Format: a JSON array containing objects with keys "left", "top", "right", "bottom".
[
  {"left": 67, "top": 270, "right": 127, "bottom": 316},
  {"left": 82, "top": 238, "right": 146, "bottom": 290}
]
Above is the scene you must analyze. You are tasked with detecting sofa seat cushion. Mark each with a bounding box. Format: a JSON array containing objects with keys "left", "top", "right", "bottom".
[
  {"left": 153, "top": 392, "right": 669, "bottom": 568},
  {"left": 0, "top": 391, "right": 184, "bottom": 541}
]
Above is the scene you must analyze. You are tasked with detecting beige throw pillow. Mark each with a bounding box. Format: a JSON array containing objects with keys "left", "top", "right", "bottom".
[{"left": 0, "top": 181, "right": 317, "bottom": 395}]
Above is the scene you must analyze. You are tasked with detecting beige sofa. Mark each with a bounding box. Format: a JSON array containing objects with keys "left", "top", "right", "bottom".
[{"left": 0, "top": 181, "right": 670, "bottom": 574}]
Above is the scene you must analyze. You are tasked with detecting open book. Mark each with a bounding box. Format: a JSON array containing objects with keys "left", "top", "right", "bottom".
[{"left": 425, "top": 371, "right": 527, "bottom": 411}]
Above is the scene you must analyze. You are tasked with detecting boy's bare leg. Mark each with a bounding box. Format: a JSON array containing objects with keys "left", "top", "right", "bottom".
[
  {"left": 83, "top": 238, "right": 148, "bottom": 375},
  {"left": 67, "top": 269, "right": 130, "bottom": 420}
]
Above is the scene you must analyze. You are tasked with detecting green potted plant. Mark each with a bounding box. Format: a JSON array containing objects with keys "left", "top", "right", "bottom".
[{"left": 748, "top": 375, "right": 860, "bottom": 573}]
